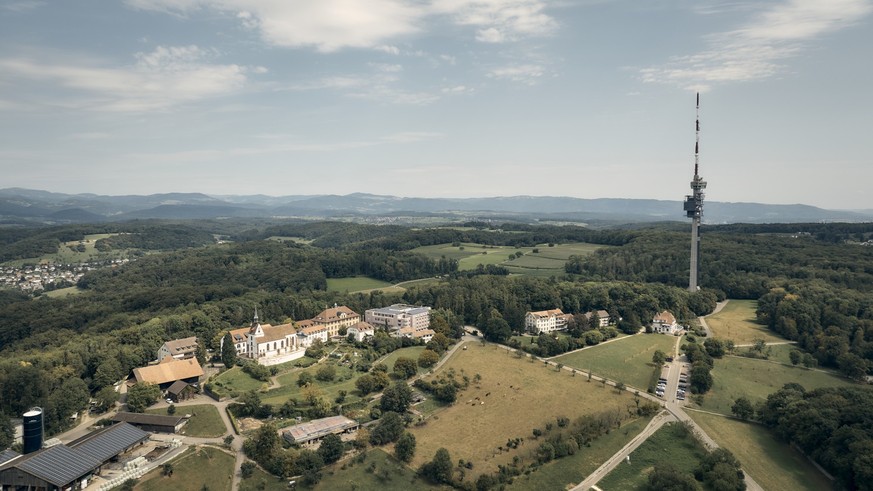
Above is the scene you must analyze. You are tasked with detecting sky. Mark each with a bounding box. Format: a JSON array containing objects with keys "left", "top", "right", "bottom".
[{"left": 1, "top": 0, "right": 871, "bottom": 209}]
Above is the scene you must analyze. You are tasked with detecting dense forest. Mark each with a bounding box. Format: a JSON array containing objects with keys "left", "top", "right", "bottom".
[{"left": 1, "top": 219, "right": 872, "bottom": 440}]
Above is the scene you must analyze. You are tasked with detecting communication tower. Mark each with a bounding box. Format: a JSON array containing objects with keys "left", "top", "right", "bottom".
[{"left": 683, "top": 93, "right": 706, "bottom": 291}]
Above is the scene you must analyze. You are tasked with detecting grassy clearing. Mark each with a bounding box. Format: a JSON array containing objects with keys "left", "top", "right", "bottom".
[
  {"left": 305, "top": 449, "right": 446, "bottom": 490},
  {"left": 147, "top": 404, "right": 228, "bottom": 438},
  {"left": 690, "top": 411, "right": 833, "bottom": 491},
  {"left": 238, "top": 465, "right": 289, "bottom": 491},
  {"left": 211, "top": 366, "right": 267, "bottom": 396},
  {"left": 411, "top": 242, "right": 603, "bottom": 276},
  {"left": 43, "top": 286, "right": 83, "bottom": 298},
  {"left": 326, "top": 276, "right": 393, "bottom": 293},
  {"left": 706, "top": 300, "right": 787, "bottom": 344},
  {"left": 506, "top": 416, "right": 652, "bottom": 490},
  {"left": 135, "top": 446, "right": 234, "bottom": 491},
  {"left": 409, "top": 342, "right": 641, "bottom": 482},
  {"left": 554, "top": 335, "right": 678, "bottom": 390},
  {"left": 379, "top": 346, "right": 427, "bottom": 372},
  {"left": 265, "top": 362, "right": 365, "bottom": 407},
  {"left": 597, "top": 422, "right": 707, "bottom": 491},
  {"left": 697, "top": 355, "right": 859, "bottom": 415}
]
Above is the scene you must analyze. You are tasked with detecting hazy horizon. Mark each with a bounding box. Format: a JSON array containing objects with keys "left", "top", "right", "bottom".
[{"left": 2, "top": 1, "right": 872, "bottom": 209}]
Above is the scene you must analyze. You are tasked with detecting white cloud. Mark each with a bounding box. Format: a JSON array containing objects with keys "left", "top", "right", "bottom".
[
  {"left": 2, "top": 1, "right": 44, "bottom": 12},
  {"left": 0, "top": 45, "right": 256, "bottom": 111},
  {"left": 488, "top": 63, "right": 544, "bottom": 84},
  {"left": 126, "top": 0, "right": 557, "bottom": 50},
  {"left": 442, "top": 85, "right": 474, "bottom": 94},
  {"left": 642, "top": 0, "right": 873, "bottom": 90}
]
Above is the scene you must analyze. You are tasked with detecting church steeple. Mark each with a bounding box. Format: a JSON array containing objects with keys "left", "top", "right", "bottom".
[{"left": 252, "top": 307, "right": 259, "bottom": 328}]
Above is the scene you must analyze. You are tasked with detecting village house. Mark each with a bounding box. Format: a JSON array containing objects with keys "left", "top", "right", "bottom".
[
  {"left": 347, "top": 321, "right": 375, "bottom": 342},
  {"left": 525, "top": 309, "right": 573, "bottom": 334},
  {"left": 652, "top": 311, "right": 681, "bottom": 334},
  {"left": 156, "top": 336, "right": 198, "bottom": 361},
  {"left": 584, "top": 310, "right": 612, "bottom": 328}
]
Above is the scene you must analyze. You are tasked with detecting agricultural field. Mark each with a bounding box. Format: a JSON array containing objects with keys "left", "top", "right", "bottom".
[
  {"left": 554, "top": 334, "right": 678, "bottom": 390},
  {"left": 326, "top": 276, "right": 393, "bottom": 293},
  {"left": 705, "top": 300, "right": 787, "bottom": 344},
  {"left": 506, "top": 416, "right": 653, "bottom": 490},
  {"left": 411, "top": 242, "right": 604, "bottom": 276},
  {"left": 135, "top": 446, "right": 234, "bottom": 491},
  {"left": 146, "top": 404, "right": 228, "bottom": 438},
  {"left": 690, "top": 412, "right": 833, "bottom": 491},
  {"left": 43, "top": 286, "right": 83, "bottom": 298},
  {"left": 596, "top": 422, "right": 707, "bottom": 491},
  {"left": 5, "top": 233, "right": 127, "bottom": 266},
  {"left": 408, "top": 342, "right": 642, "bottom": 485},
  {"left": 696, "top": 355, "right": 860, "bottom": 415}
]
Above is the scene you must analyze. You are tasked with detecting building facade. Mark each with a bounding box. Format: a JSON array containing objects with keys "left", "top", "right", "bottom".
[
  {"left": 365, "top": 304, "right": 431, "bottom": 331},
  {"left": 157, "top": 336, "right": 198, "bottom": 361},
  {"left": 652, "top": 311, "right": 680, "bottom": 334},
  {"left": 525, "top": 309, "right": 573, "bottom": 334}
]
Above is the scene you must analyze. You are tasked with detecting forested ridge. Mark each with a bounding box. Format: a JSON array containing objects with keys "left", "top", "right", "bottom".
[{"left": 1, "top": 220, "right": 872, "bottom": 446}]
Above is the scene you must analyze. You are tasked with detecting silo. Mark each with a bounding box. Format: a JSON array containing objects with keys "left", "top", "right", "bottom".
[{"left": 22, "top": 407, "right": 44, "bottom": 454}]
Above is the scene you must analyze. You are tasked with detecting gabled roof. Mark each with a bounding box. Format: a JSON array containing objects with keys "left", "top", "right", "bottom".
[
  {"left": 68, "top": 422, "right": 149, "bottom": 463},
  {"left": 0, "top": 449, "right": 19, "bottom": 465},
  {"left": 348, "top": 321, "right": 374, "bottom": 333},
  {"left": 228, "top": 326, "right": 249, "bottom": 343},
  {"left": 0, "top": 444, "right": 101, "bottom": 487},
  {"left": 112, "top": 412, "right": 186, "bottom": 427},
  {"left": 299, "top": 324, "right": 328, "bottom": 336},
  {"left": 282, "top": 416, "right": 358, "bottom": 443},
  {"left": 527, "top": 309, "right": 564, "bottom": 318},
  {"left": 259, "top": 322, "right": 297, "bottom": 343},
  {"left": 166, "top": 380, "right": 189, "bottom": 395},
  {"left": 162, "top": 336, "right": 198, "bottom": 355},
  {"left": 313, "top": 305, "right": 359, "bottom": 323},
  {"left": 653, "top": 311, "right": 677, "bottom": 324},
  {"left": 132, "top": 358, "right": 204, "bottom": 385}
]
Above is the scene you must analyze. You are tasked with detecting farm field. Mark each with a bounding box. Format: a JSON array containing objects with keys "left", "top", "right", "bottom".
[
  {"left": 326, "top": 276, "right": 393, "bottom": 293},
  {"left": 690, "top": 411, "right": 833, "bottom": 491},
  {"left": 411, "top": 242, "right": 604, "bottom": 276},
  {"left": 409, "top": 342, "right": 641, "bottom": 485},
  {"left": 5, "top": 232, "right": 127, "bottom": 266},
  {"left": 696, "top": 355, "right": 860, "bottom": 415},
  {"left": 135, "top": 446, "right": 233, "bottom": 491},
  {"left": 705, "top": 300, "right": 787, "bottom": 344},
  {"left": 43, "top": 286, "right": 83, "bottom": 298},
  {"left": 506, "top": 415, "right": 652, "bottom": 490},
  {"left": 554, "top": 334, "right": 677, "bottom": 390},
  {"left": 147, "top": 404, "right": 227, "bottom": 438},
  {"left": 596, "top": 422, "right": 707, "bottom": 491}
]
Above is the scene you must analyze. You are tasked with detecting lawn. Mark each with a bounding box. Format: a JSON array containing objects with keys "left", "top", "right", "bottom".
[
  {"left": 378, "top": 346, "right": 428, "bottom": 372},
  {"left": 211, "top": 366, "right": 267, "bottom": 397},
  {"left": 326, "top": 276, "right": 393, "bottom": 293},
  {"left": 135, "top": 446, "right": 234, "bottom": 491},
  {"left": 265, "top": 362, "right": 363, "bottom": 407},
  {"left": 596, "top": 422, "right": 707, "bottom": 490},
  {"left": 690, "top": 411, "right": 833, "bottom": 491},
  {"left": 147, "top": 404, "right": 228, "bottom": 438},
  {"left": 506, "top": 416, "right": 653, "bottom": 490},
  {"left": 554, "top": 334, "right": 678, "bottom": 390},
  {"left": 43, "top": 286, "right": 83, "bottom": 298},
  {"left": 303, "top": 449, "right": 447, "bottom": 490},
  {"left": 697, "top": 355, "right": 860, "bottom": 415},
  {"left": 409, "top": 342, "right": 642, "bottom": 484},
  {"left": 705, "top": 300, "right": 787, "bottom": 344},
  {"left": 410, "top": 242, "right": 603, "bottom": 277}
]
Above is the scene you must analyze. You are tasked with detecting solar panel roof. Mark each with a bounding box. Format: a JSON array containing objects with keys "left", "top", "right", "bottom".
[
  {"left": 69, "top": 422, "right": 149, "bottom": 463},
  {"left": 4, "top": 445, "right": 101, "bottom": 487}
]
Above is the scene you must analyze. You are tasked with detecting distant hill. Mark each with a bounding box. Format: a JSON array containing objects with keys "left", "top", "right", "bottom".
[{"left": 1, "top": 188, "right": 871, "bottom": 225}]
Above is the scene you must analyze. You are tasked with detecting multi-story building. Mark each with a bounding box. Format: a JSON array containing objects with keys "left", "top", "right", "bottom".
[
  {"left": 652, "top": 311, "right": 680, "bottom": 334},
  {"left": 347, "top": 321, "right": 375, "bottom": 342},
  {"left": 525, "top": 309, "right": 573, "bottom": 334},
  {"left": 310, "top": 304, "right": 360, "bottom": 337},
  {"left": 584, "top": 310, "right": 612, "bottom": 328},
  {"left": 157, "top": 337, "right": 199, "bottom": 361},
  {"left": 392, "top": 326, "right": 436, "bottom": 343},
  {"left": 365, "top": 304, "right": 431, "bottom": 331}
]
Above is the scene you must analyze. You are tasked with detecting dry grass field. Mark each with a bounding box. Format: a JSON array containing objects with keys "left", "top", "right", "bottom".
[
  {"left": 409, "top": 342, "right": 640, "bottom": 481},
  {"left": 690, "top": 411, "right": 833, "bottom": 491},
  {"left": 705, "top": 300, "right": 787, "bottom": 344}
]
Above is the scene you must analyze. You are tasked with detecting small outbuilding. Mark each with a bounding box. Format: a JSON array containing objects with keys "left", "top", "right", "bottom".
[
  {"left": 112, "top": 412, "right": 188, "bottom": 434},
  {"left": 282, "top": 416, "right": 359, "bottom": 446}
]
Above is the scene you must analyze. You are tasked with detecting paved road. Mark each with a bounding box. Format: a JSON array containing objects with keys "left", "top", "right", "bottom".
[{"left": 570, "top": 410, "right": 676, "bottom": 491}]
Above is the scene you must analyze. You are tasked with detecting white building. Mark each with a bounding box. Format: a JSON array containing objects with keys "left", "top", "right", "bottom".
[
  {"left": 347, "top": 321, "right": 375, "bottom": 342},
  {"left": 584, "top": 310, "right": 612, "bottom": 328},
  {"left": 392, "top": 326, "right": 436, "bottom": 343},
  {"left": 652, "top": 311, "right": 680, "bottom": 334},
  {"left": 365, "top": 304, "right": 431, "bottom": 331},
  {"left": 222, "top": 311, "right": 300, "bottom": 362},
  {"left": 525, "top": 309, "right": 573, "bottom": 334}
]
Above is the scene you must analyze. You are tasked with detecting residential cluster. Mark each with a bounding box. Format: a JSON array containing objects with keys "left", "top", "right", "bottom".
[
  {"left": 0, "top": 259, "right": 129, "bottom": 292},
  {"left": 524, "top": 308, "right": 682, "bottom": 335}
]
